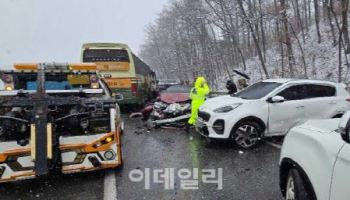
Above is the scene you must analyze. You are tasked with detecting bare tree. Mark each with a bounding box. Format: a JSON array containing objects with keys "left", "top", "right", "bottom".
[
  {"left": 280, "top": 0, "right": 296, "bottom": 77},
  {"left": 341, "top": 0, "right": 350, "bottom": 53},
  {"left": 237, "top": 0, "right": 270, "bottom": 78},
  {"left": 140, "top": 0, "right": 350, "bottom": 86},
  {"left": 324, "top": 0, "right": 337, "bottom": 45},
  {"left": 314, "top": 0, "right": 322, "bottom": 43}
]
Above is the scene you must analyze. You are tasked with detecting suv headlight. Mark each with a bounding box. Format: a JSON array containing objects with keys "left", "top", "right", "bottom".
[{"left": 214, "top": 103, "right": 242, "bottom": 113}]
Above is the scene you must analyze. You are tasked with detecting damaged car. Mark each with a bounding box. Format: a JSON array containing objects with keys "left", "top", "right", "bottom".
[
  {"left": 0, "top": 63, "right": 123, "bottom": 183},
  {"left": 136, "top": 85, "right": 191, "bottom": 128},
  {"left": 196, "top": 79, "right": 350, "bottom": 149}
]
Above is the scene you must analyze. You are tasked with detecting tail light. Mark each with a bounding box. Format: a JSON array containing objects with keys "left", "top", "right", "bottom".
[{"left": 131, "top": 83, "right": 137, "bottom": 93}]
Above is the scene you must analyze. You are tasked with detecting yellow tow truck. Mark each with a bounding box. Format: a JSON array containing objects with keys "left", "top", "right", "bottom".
[{"left": 0, "top": 63, "right": 123, "bottom": 183}]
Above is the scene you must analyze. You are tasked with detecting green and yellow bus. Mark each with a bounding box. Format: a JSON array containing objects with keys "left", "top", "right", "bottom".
[{"left": 81, "top": 43, "right": 155, "bottom": 105}]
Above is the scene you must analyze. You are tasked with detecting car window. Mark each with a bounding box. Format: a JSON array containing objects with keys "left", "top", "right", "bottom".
[
  {"left": 305, "top": 84, "right": 336, "bottom": 98},
  {"left": 234, "top": 82, "right": 282, "bottom": 100},
  {"left": 277, "top": 85, "right": 307, "bottom": 101}
]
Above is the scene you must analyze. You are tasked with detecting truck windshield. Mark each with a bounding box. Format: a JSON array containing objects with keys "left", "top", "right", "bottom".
[{"left": 234, "top": 82, "right": 282, "bottom": 100}]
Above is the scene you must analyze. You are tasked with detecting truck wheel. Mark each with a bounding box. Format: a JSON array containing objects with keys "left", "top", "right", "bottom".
[
  {"left": 285, "top": 168, "right": 309, "bottom": 200},
  {"left": 231, "top": 121, "right": 261, "bottom": 149}
]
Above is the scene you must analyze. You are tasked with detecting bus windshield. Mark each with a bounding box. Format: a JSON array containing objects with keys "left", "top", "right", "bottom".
[{"left": 82, "top": 49, "right": 130, "bottom": 62}]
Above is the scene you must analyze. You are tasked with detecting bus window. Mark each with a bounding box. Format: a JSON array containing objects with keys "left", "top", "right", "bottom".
[{"left": 82, "top": 49, "right": 130, "bottom": 63}]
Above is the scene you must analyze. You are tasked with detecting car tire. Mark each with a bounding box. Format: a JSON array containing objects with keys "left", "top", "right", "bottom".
[
  {"left": 231, "top": 121, "right": 262, "bottom": 149},
  {"left": 285, "top": 168, "right": 310, "bottom": 200}
]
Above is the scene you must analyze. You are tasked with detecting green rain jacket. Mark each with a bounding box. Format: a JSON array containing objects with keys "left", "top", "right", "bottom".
[{"left": 188, "top": 77, "right": 210, "bottom": 125}]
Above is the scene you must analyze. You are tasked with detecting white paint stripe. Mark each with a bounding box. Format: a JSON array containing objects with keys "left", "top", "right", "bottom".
[
  {"left": 264, "top": 140, "right": 282, "bottom": 149},
  {"left": 104, "top": 170, "right": 117, "bottom": 200}
]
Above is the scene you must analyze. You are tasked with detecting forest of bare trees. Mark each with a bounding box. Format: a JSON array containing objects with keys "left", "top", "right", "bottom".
[{"left": 140, "top": 0, "right": 350, "bottom": 89}]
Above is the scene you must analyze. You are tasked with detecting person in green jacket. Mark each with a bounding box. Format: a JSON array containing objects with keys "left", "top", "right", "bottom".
[{"left": 186, "top": 76, "right": 210, "bottom": 132}]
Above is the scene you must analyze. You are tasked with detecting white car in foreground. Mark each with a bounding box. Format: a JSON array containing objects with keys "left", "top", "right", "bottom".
[
  {"left": 279, "top": 111, "right": 350, "bottom": 200},
  {"left": 196, "top": 79, "right": 350, "bottom": 149}
]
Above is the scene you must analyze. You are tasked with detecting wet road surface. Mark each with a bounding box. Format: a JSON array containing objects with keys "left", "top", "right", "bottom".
[
  {"left": 117, "top": 116, "right": 283, "bottom": 200},
  {"left": 0, "top": 171, "right": 104, "bottom": 200},
  {"left": 0, "top": 115, "right": 283, "bottom": 200}
]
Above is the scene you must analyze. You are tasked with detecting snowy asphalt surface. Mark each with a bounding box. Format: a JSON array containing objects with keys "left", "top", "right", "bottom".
[{"left": 0, "top": 115, "right": 283, "bottom": 200}]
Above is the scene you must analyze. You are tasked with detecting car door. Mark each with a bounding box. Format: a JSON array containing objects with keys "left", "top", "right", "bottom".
[
  {"left": 267, "top": 85, "right": 307, "bottom": 136},
  {"left": 302, "top": 84, "right": 338, "bottom": 119},
  {"left": 330, "top": 142, "right": 350, "bottom": 200}
]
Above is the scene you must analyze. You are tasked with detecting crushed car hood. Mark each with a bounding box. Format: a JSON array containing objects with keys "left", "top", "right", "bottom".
[
  {"left": 159, "top": 93, "right": 189, "bottom": 104},
  {"left": 202, "top": 95, "right": 249, "bottom": 110}
]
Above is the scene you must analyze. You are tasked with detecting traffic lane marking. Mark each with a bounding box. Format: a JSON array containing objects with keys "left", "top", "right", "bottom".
[{"left": 104, "top": 169, "right": 117, "bottom": 200}]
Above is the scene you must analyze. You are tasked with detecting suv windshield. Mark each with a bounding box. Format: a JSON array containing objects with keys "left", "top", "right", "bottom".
[{"left": 234, "top": 82, "right": 282, "bottom": 100}]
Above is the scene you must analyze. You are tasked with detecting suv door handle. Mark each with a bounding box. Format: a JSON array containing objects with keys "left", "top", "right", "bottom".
[
  {"left": 296, "top": 106, "right": 305, "bottom": 109},
  {"left": 329, "top": 102, "right": 337, "bottom": 105}
]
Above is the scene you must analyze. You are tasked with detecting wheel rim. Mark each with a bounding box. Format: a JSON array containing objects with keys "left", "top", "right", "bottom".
[
  {"left": 233, "top": 124, "right": 259, "bottom": 148},
  {"left": 286, "top": 176, "right": 295, "bottom": 200}
]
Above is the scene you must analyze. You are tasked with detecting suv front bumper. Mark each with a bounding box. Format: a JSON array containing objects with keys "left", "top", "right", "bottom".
[{"left": 195, "top": 111, "right": 233, "bottom": 139}]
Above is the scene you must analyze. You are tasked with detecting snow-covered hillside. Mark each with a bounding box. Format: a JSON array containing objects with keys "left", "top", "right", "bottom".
[{"left": 219, "top": 22, "right": 347, "bottom": 91}]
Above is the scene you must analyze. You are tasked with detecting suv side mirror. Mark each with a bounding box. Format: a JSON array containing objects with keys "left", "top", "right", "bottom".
[
  {"left": 338, "top": 111, "right": 350, "bottom": 143},
  {"left": 112, "top": 93, "right": 124, "bottom": 101},
  {"left": 267, "top": 95, "right": 285, "bottom": 103}
]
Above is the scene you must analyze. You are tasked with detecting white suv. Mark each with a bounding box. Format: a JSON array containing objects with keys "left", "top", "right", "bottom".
[
  {"left": 196, "top": 79, "right": 350, "bottom": 149},
  {"left": 279, "top": 111, "right": 350, "bottom": 200}
]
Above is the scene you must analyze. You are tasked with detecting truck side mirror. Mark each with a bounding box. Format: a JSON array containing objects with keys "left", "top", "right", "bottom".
[{"left": 338, "top": 111, "right": 350, "bottom": 143}]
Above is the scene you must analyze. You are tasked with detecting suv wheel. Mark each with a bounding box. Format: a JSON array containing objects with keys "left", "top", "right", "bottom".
[
  {"left": 286, "top": 168, "right": 309, "bottom": 200},
  {"left": 231, "top": 121, "right": 261, "bottom": 149}
]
